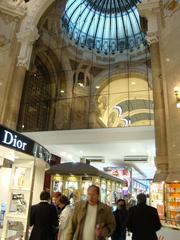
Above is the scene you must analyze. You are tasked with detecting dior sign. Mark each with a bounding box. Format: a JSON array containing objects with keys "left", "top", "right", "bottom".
[
  {"left": 0, "top": 125, "right": 51, "bottom": 163},
  {"left": 0, "top": 125, "right": 34, "bottom": 155},
  {"left": 2, "top": 130, "right": 27, "bottom": 151}
]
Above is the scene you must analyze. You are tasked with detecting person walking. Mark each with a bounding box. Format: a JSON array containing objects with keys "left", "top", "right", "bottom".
[
  {"left": 52, "top": 192, "right": 62, "bottom": 216},
  {"left": 111, "top": 199, "right": 128, "bottom": 240},
  {"left": 58, "top": 195, "right": 73, "bottom": 240},
  {"left": 66, "top": 185, "right": 116, "bottom": 240},
  {"left": 29, "top": 190, "right": 59, "bottom": 240},
  {"left": 127, "top": 193, "right": 161, "bottom": 240}
]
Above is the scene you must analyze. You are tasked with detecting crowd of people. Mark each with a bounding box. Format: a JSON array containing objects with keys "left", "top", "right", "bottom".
[{"left": 29, "top": 185, "right": 161, "bottom": 240}]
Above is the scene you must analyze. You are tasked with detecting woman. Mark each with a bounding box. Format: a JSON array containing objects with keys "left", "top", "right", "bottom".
[
  {"left": 58, "top": 195, "right": 73, "bottom": 240},
  {"left": 111, "top": 199, "right": 128, "bottom": 240}
]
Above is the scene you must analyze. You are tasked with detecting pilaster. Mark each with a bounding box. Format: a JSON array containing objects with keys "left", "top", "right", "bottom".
[
  {"left": 139, "top": 0, "right": 169, "bottom": 181},
  {"left": 16, "top": 25, "right": 39, "bottom": 69},
  {"left": 3, "top": 26, "right": 39, "bottom": 129}
]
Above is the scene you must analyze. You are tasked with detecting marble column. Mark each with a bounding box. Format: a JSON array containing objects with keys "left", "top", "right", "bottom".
[
  {"left": 148, "top": 37, "right": 168, "bottom": 182},
  {"left": 138, "top": 0, "right": 168, "bottom": 181},
  {"left": 2, "top": 26, "right": 39, "bottom": 129}
]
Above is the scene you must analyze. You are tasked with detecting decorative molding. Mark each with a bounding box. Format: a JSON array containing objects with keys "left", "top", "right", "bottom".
[
  {"left": 163, "top": 0, "right": 180, "bottom": 11},
  {"left": 20, "top": 0, "right": 54, "bottom": 31},
  {"left": 0, "top": 34, "right": 9, "bottom": 47},
  {"left": 146, "top": 32, "right": 159, "bottom": 45},
  {"left": 0, "top": 0, "right": 26, "bottom": 18},
  {"left": 138, "top": 1, "right": 161, "bottom": 44},
  {"left": 162, "top": 0, "right": 180, "bottom": 17},
  {"left": 16, "top": 26, "right": 39, "bottom": 69}
]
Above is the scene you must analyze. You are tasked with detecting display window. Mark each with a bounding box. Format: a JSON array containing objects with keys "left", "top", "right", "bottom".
[
  {"left": 48, "top": 162, "right": 124, "bottom": 207},
  {"left": 150, "top": 181, "right": 180, "bottom": 230},
  {"left": 52, "top": 175, "right": 63, "bottom": 192},
  {"left": 81, "top": 177, "right": 93, "bottom": 200},
  {"left": 100, "top": 179, "right": 107, "bottom": 203},
  {"left": 150, "top": 182, "right": 165, "bottom": 221},
  {"left": 165, "top": 182, "right": 180, "bottom": 228}
]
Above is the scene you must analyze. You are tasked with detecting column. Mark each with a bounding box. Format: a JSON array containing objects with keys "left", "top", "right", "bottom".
[
  {"left": 138, "top": 0, "right": 168, "bottom": 181},
  {"left": 2, "top": 26, "right": 39, "bottom": 129},
  {"left": 148, "top": 38, "right": 168, "bottom": 182}
]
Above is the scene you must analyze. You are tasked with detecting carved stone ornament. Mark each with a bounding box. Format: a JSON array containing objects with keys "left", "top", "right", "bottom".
[
  {"left": 16, "top": 26, "right": 39, "bottom": 69},
  {"left": 0, "top": 0, "right": 27, "bottom": 17},
  {"left": 0, "top": 34, "right": 9, "bottom": 47},
  {"left": 146, "top": 32, "right": 159, "bottom": 45},
  {"left": 16, "top": 25, "right": 39, "bottom": 43}
]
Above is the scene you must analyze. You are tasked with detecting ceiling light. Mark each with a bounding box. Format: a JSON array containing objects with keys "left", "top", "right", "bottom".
[
  {"left": 131, "top": 148, "right": 136, "bottom": 153},
  {"left": 131, "top": 81, "right": 136, "bottom": 85},
  {"left": 96, "top": 86, "right": 100, "bottom": 89},
  {"left": 60, "top": 90, "right": 65, "bottom": 93},
  {"left": 78, "top": 83, "right": 84, "bottom": 87},
  {"left": 67, "top": 154, "right": 72, "bottom": 159},
  {"left": 174, "top": 86, "right": 180, "bottom": 108}
]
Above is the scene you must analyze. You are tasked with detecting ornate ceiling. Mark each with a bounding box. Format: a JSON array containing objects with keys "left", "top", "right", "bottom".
[{"left": 62, "top": 0, "right": 146, "bottom": 55}]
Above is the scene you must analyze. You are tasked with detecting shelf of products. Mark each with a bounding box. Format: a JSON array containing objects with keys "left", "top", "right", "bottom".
[
  {"left": 165, "top": 183, "right": 180, "bottom": 228},
  {"left": 1, "top": 160, "right": 34, "bottom": 240},
  {"left": 150, "top": 182, "right": 165, "bottom": 221}
]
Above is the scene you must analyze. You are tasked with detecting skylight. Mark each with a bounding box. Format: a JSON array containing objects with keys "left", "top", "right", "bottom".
[{"left": 62, "top": 0, "right": 146, "bottom": 54}]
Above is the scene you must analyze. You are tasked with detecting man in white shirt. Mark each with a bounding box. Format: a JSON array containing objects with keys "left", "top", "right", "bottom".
[{"left": 66, "top": 185, "right": 116, "bottom": 240}]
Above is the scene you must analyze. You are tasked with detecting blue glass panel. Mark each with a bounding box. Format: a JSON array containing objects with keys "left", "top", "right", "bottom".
[{"left": 62, "top": 0, "right": 146, "bottom": 54}]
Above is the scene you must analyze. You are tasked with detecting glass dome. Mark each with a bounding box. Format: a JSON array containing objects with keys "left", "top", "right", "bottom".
[{"left": 62, "top": 0, "right": 146, "bottom": 55}]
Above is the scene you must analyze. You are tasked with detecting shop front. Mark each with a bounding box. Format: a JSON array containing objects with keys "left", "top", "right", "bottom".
[
  {"left": 0, "top": 125, "right": 51, "bottom": 240},
  {"left": 46, "top": 162, "right": 124, "bottom": 206},
  {"left": 150, "top": 181, "right": 180, "bottom": 231}
]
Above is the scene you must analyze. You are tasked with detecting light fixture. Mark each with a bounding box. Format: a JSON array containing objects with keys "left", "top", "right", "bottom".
[
  {"left": 78, "top": 83, "right": 84, "bottom": 87},
  {"left": 174, "top": 86, "right": 180, "bottom": 108}
]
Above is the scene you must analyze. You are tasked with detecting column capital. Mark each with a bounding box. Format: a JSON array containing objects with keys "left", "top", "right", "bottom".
[
  {"left": 16, "top": 25, "right": 39, "bottom": 44},
  {"left": 0, "top": 0, "right": 26, "bottom": 18},
  {"left": 146, "top": 32, "right": 159, "bottom": 45},
  {"left": 138, "top": 0, "right": 161, "bottom": 16},
  {"left": 138, "top": 0, "right": 161, "bottom": 45},
  {"left": 16, "top": 26, "right": 39, "bottom": 69}
]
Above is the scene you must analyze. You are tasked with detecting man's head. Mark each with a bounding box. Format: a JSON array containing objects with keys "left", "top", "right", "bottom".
[
  {"left": 87, "top": 185, "right": 100, "bottom": 205},
  {"left": 137, "top": 193, "right": 146, "bottom": 204},
  {"left": 117, "top": 199, "right": 126, "bottom": 209},
  {"left": 40, "top": 191, "right": 50, "bottom": 201}
]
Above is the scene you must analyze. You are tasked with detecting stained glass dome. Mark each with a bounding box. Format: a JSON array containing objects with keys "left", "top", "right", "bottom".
[{"left": 62, "top": 0, "right": 146, "bottom": 55}]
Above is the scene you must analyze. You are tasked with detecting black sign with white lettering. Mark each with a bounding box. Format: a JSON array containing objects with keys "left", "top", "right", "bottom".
[
  {"left": 0, "top": 125, "right": 50, "bottom": 163},
  {"left": 82, "top": 176, "right": 92, "bottom": 181}
]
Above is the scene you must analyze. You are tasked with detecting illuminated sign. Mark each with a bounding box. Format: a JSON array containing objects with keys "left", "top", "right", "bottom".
[{"left": 0, "top": 125, "right": 51, "bottom": 163}]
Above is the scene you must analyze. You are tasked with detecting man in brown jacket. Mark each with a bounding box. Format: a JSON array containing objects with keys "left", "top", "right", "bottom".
[{"left": 66, "top": 185, "right": 116, "bottom": 240}]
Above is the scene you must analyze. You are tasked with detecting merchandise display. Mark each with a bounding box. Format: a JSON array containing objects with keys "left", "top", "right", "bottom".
[
  {"left": 150, "top": 182, "right": 164, "bottom": 221},
  {"left": 150, "top": 182, "right": 180, "bottom": 230},
  {"left": 48, "top": 162, "right": 124, "bottom": 206},
  {"left": 165, "top": 183, "right": 180, "bottom": 228},
  {"left": 1, "top": 159, "right": 34, "bottom": 239}
]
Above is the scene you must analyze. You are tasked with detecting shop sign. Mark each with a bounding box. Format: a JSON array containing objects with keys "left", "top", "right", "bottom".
[
  {"left": 0, "top": 126, "right": 34, "bottom": 155},
  {"left": 82, "top": 176, "right": 92, "bottom": 181},
  {"left": 0, "top": 125, "right": 51, "bottom": 163}
]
